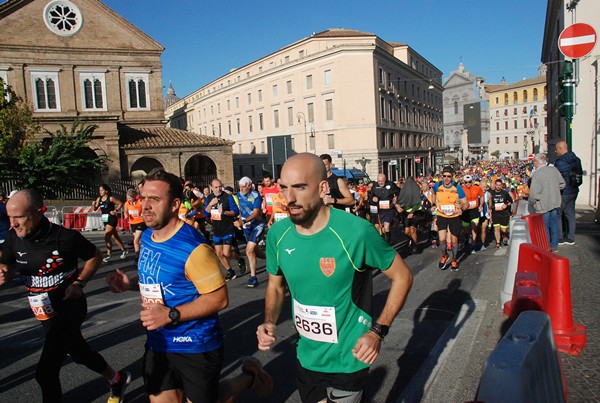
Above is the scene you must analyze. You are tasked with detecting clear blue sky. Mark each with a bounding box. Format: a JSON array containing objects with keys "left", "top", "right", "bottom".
[{"left": 102, "top": 0, "right": 548, "bottom": 98}]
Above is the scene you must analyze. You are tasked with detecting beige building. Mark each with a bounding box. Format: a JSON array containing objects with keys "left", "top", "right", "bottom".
[
  {"left": 486, "top": 67, "right": 548, "bottom": 160},
  {"left": 542, "top": 0, "right": 599, "bottom": 208},
  {"left": 0, "top": 0, "right": 233, "bottom": 186},
  {"left": 165, "top": 29, "right": 444, "bottom": 181}
]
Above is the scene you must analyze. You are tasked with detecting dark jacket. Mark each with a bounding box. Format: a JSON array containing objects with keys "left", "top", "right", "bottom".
[{"left": 554, "top": 151, "right": 580, "bottom": 195}]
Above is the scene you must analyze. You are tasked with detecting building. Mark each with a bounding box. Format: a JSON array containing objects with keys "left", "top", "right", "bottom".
[
  {"left": 0, "top": 0, "right": 233, "bottom": 186},
  {"left": 165, "top": 29, "right": 445, "bottom": 181},
  {"left": 542, "top": 0, "right": 599, "bottom": 208},
  {"left": 485, "top": 66, "right": 548, "bottom": 160},
  {"left": 443, "top": 62, "right": 490, "bottom": 164}
]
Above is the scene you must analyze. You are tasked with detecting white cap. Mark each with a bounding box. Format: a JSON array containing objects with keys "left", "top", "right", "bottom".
[
  {"left": 239, "top": 176, "right": 253, "bottom": 186},
  {"left": 8, "top": 190, "right": 18, "bottom": 198},
  {"left": 463, "top": 175, "right": 473, "bottom": 182}
]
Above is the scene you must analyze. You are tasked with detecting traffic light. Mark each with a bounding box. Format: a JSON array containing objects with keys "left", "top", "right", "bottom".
[{"left": 558, "top": 60, "right": 574, "bottom": 119}]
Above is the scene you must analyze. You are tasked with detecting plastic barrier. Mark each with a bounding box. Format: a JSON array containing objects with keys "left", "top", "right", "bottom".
[
  {"left": 61, "top": 206, "right": 92, "bottom": 231},
  {"left": 501, "top": 219, "right": 529, "bottom": 306},
  {"left": 44, "top": 206, "right": 61, "bottom": 225},
  {"left": 84, "top": 212, "right": 104, "bottom": 231},
  {"left": 522, "top": 213, "right": 550, "bottom": 251},
  {"left": 477, "top": 311, "right": 567, "bottom": 403},
  {"left": 505, "top": 243, "right": 586, "bottom": 356},
  {"left": 504, "top": 271, "right": 544, "bottom": 315}
]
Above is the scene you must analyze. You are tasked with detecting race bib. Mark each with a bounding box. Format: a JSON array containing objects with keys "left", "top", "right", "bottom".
[
  {"left": 494, "top": 202, "right": 504, "bottom": 211},
  {"left": 210, "top": 208, "right": 222, "bottom": 221},
  {"left": 101, "top": 213, "right": 109, "bottom": 223},
  {"left": 468, "top": 200, "right": 477, "bottom": 208},
  {"left": 266, "top": 194, "right": 274, "bottom": 206},
  {"left": 440, "top": 204, "right": 456, "bottom": 216},
  {"left": 128, "top": 209, "right": 140, "bottom": 218},
  {"left": 139, "top": 283, "right": 164, "bottom": 307},
  {"left": 379, "top": 200, "right": 390, "bottom": 209},
  {"left": 274, "top": 212, "right": 287, "bottom": 222},
  {"left": 369, "top": 205, "right": 378, "bottom": 214},
  {"left": 345, "top": 207, "right": 351, "bottom": 213},
  {"left": 293, "top": 299, "right": 337, "bottom": 343},
  {"left": 28, "top": 293, "right": 56, "bottom": 321}
]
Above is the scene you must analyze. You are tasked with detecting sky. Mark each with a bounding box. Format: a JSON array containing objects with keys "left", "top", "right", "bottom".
[{"left": 101, "top": 0, "right": 549, "bottom": 98}]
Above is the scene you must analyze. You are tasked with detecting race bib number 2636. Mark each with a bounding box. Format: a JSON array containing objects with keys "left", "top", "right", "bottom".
[{"left": 293, "top": 299, "right": 337, "bottom": 343}]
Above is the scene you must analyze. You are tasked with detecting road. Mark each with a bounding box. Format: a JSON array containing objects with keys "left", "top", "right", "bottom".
[{"left": 0, "top": 230, "right": 509, "bottom": 402}]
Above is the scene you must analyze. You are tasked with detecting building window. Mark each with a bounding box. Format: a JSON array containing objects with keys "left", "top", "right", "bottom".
[
  {"left": 378, "top": 68, "right": 384, "bottom": 85},
  {"left": 514, "top": 120, "right": 518, "bottom": 129},
  {"left": 524, "top": 119, "right": 528, "bottom": 128},
  {"left": 261, "top": 140, "right": 265, "bottom": 153},
  {"left": 513, "top": 108, "right": 517, "bottom": 115},
  {"left": 380, "top": 132, "right": 387, "bottom": 148},
  {"left": 235, "top": 97, "right": 239, "bottom": 108},
  {"left": 228, "top": 120, "right": 232, "bottom": 136},
  {"left": 288, "top": 106, "right": 294, "bottom": 126},
  {"left": 227, "top": 99, "right": 230, "bottom": 110},
  {"left": 31, "top": 70, "right": 61, "bottom": 111},
  {"left": 286, "top": 80, "right": 292, "bottom": 95},
  {"left": 496, "top": 137, "right": 500, "bottom": 144},
  {"left": 514, "top": 136, "right": 518, "bottom": 143},
  {"left": 389, "top": 100, "right": 394, "bottom": 122},
  {"left": 504, "top": 93, "right": 508, "bottom": 105},
  {"left": 258, "top": 89, "right": 262, "bottom": 102},
  {"left": 307, "top": 103, "right": 314, "bottom": 123},
  {"left": 533, "top": 88, "right": 538, "bottom": 101},
  {"left": 523, "top": 90, "right": 528, "bottom": 102},
  {"left": 125, "top": 73, "right": 149, "bottom": 110},
  {"left": 504, "top": 121, "right": 508, "bottom": 130},
  {"left": 453, "top": 101, "right": 458, "bottom": 114},
  {"left": 43, "top": 0, "right": 83, "bottom": 37},
  {"left": 495, "top": 110, "right": 499, "bottom": 117},
  {"left": 306, "top": 75, "right": 313, "bottom": 90},
  {"left": 247, "top": 93, "right": 252, "bottom": 105},
  {"left": 80, "top": 71, "right": 106, "bottom": 111},
  {"left": 495, "top": 96, "right": 499, "bottom": 104},
  {"left": 328, "top": 133, "right": 335, "bottom": 149},
  {"left": 381, "top": 97, "right": 386, "bottom": 119},
  {"left": 274, "top": 109, "right": 280, "bottom": 128},
  {"left": 236, "top": 118, "right": 240, "bottom": 134},
  {"left": 249, "top": 115, "right": 253, "bottom": 132},
  {"left": 325, "top": 99, "right": 333, "bottom": 121},
  {"left": 259, "top": 113, "right": 264, "bottom": 130},
  {"left": 504, "top": 137, "right": 508, "bottom": 144},
  {"left": 272, "top": 84, "right": 278, "bottom": 98},
  {"left": 324, "top": 69, "right": 332, "bottom": 85},
  {"left": 299, "top": 50, "right": 305, "bottom": 59}
]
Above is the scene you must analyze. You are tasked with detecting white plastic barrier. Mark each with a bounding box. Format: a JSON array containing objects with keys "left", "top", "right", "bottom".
[
  {"left": 501, "top": 218, "right": 529, "bottom": 306},
  {"left": 83, "top": 211, "right": 104, "bottom": 231},
  {"left": 44, "top": 207, "right": 61, "bottom": 225}
]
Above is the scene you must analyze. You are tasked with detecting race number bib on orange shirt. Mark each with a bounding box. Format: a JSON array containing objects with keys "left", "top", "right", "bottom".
[
  {"left": 293, "top": 299, "right": 338, "bottom": 343},
  {"left": 139, "top": 283, "right": 164, "bottom": 307},
  {"left": 28, "top": 293, "right": 57, "bottom": 320},
  {"left": 440, "top": 204, "right": 456, "bottom": 216}
]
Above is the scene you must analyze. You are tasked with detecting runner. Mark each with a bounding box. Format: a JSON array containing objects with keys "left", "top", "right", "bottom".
[
  {"left": 460, "top": 175, "right": 484, "bottom": 254},
  {"left": 320, "top": 153, "right": 355, "bottom": 210},
  {"left": 267, "top": 179, "right": 289, "bottom": 227},
  {"left": 0, "top": 189, "right": 130, "bottom": 403},
  {"left": 205, "top": 179, "right": 240, "bottom": 281},
  {"left": 395, "top": 177, "right": 425, "bottom": 254},
  {"left": 106, "top": 169, "right": 272, "bottom": 402},
  {"left": 371, "top": 174, "right": 400, "bottom": 244},
  {"left": 479, "top": 180, "right": 492, "bottom": 250},
  {"left": 420, "top": 180, "right": 438, "bottom": 248},
  {"left": 236, "top": 177, "right": 265, "bottom": 288},
  {"left": 123, "top": 188, "right": 146, "bottom": 261},
  {"left": 92, "top": 184, "right": 128, "bottom": 262},
  {"left": 261, "top": 174, "right": 279, "bottom": 224},
  {"left": 488, "top": 179, "right": 513, "bottom": 248},
  {"left": 432, "top": 167, "right": 467, "bottom": 271},
  {"left": 257, "top": 153, "right": 413, "bottom": 403}
]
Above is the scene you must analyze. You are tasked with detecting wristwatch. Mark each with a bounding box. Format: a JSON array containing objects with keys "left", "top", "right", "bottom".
[
  {"left": 370, "top": 323, "right": 390, "bottom": 339},
  {"left": 168, "top": 307, "right": 181, "bottom": 325}
]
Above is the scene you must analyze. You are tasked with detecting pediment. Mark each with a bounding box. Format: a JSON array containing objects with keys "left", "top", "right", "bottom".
[
  {"left": 443, "top": 73, "right": 473, "bottom": 88},
  {"left": 0, "top": 0, "right": 163, "bottom": 53}
]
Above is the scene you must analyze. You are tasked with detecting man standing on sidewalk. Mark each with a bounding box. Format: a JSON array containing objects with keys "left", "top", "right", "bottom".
[
  {"left": 257, "top": 153, "right": 413, "bottom": 403},
  {"left": 554, "top": 140, "right": 582, "bottom": 245}
]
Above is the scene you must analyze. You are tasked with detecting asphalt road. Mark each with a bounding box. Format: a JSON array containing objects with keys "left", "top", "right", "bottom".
[{"left": 0, "top": 229, "right": 509, "bottom": 403}]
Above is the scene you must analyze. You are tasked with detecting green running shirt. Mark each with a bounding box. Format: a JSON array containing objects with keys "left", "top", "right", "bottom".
[{"left": 266, "top": 208, "right": 396, "bottom": 374}]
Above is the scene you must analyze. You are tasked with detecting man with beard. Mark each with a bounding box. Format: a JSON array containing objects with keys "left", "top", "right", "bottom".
[{"left": 257, "top": 153, "right": 413, "bottom": 403}]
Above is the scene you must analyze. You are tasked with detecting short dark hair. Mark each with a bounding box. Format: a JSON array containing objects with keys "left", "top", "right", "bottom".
[
  {"left": 319, "top": 153, "right": 332, "bottom": 163},
  {"left": 263, "top": 173, "right": 273, "bottom": 180},
  {"left": 144, "top": 168, "right": 183, "bottom": 203}
]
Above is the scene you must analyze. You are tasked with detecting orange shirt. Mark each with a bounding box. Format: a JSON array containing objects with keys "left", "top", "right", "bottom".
[
  {"left": 124, "top": 199, "right": 143, "bottom": 225},
  {"left": 463, "top": 184, "right": 484, "bottom": 210}
]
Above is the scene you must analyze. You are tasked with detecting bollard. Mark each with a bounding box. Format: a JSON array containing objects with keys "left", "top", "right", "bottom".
[{"left": 477, "top": 311, "right": 567, "bottom": 403}]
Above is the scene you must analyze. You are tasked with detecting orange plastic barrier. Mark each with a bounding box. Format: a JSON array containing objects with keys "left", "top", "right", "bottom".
[
  {"left": 504, "top": 243, "right": 586, "bottom": 356},
  {"left": 522, "top": 213, "right": 550, "bottom": 251}
]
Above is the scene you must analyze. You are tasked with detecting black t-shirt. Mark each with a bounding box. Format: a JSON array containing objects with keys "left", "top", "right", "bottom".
[
  {"left": 326, "top": 173, "right": 347, "bottom": 210},
  {"left": 489, "top": 190, "right": 512, "bottom": 215},
  {"left": 0, "top": 217, "right": 96, "bottom": 294}
]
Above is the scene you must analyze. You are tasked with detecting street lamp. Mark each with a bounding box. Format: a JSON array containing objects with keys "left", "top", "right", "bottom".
[{"left": 297, "top": 112, "right": 308, "bottom": 152}]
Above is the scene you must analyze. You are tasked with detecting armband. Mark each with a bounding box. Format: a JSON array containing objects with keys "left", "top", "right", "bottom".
[{"left": 370, "top": 323, "right": 389, "bottom": 339}]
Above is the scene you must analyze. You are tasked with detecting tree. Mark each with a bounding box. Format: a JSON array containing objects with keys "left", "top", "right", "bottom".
[
  {"left": 17, "top": 121, "right": 109, "bottom": 196},
  {"left": 0, "top": 78, "right": 40, "bottom": 178},
  {"left": 491, "top": 150, "right": 501, "bottom": 160}
]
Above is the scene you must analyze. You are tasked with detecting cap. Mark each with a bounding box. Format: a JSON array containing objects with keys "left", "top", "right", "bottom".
[
  {"left": 223, "top": 186, "right": 234, "bottom": 193},
  {"left": 8, "top": 190, "right": 18, "bottom": 198},
  {"left": 442, "top": 166, "right": 454, "bottom": 174},
  {"left": 239, "top": 176, "right": 253, "bottom": 187},
  {"left": 463, "top": 175, "right": 473, "bottom": 181}
]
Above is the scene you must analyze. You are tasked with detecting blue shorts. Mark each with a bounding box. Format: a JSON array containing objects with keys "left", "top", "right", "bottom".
[
  {"left": 244, "top": 224, "right": 265, "bottom": 244},
  {"left": 212, "top": 233, "right": 235, "bottom": 246}
]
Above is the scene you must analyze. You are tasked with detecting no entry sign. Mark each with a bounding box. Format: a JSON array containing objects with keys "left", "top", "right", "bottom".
[
  {"left": 415, "top": 157, "right": 421, "bottom": 163},
  {"left": 559, "top": 23, "right": 597, "bottom": 59}
]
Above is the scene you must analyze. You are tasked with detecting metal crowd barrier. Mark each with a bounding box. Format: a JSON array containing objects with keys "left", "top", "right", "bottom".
[{"left": 44, "top": 206, "right": 62, "bottom": 225}]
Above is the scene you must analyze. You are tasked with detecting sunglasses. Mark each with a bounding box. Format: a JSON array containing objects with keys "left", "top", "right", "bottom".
[
  {"left": 465, "top": 181, "right": 472, "bottom": 184},
  {"left": 442, "top": 175, "right": 452, "bottom": 178}
]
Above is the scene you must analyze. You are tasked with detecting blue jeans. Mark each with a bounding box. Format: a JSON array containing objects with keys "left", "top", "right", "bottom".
[
  {"left": 542, "top": 208, "right": 560, "bottom": 249},
  {"left": 558, "top": 192, "right": 578, "bottom": 242}
]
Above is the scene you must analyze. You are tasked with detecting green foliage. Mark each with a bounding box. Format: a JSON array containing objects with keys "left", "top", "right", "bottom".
[
  {"left": 491, "top": 150, "right": 501, "bottom": 159},
  {"left": 17, "top": 121, "right": 109, "bottom": 193}
]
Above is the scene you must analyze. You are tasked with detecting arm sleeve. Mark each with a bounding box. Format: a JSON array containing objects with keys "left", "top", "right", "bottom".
[{"left": 184, "top": 244, "right": 226, "bottom": 294}]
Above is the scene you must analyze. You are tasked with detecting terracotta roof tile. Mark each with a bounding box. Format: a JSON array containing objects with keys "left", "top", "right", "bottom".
[
  {"left": 119, "top": 126, "right": 233, "bottom": 149},
  {"left": 312, "top": 28, "right": 375, "bottom": 38}
]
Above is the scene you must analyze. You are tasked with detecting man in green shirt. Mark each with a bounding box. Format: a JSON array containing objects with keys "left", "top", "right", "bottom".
[{"left": 257, "top": 153, "right": 413, "bottom": 402}]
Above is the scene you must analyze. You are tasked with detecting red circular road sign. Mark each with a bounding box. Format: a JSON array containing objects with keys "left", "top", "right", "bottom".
[
  {"left": 558, "top": 23, "right": 597, "bottom": 59},
  {"left": 528, "top": 154, "right": 534, "bottom": 161},
  {"left": 415, "top": 157, "right": 421, "bottom": 163}
]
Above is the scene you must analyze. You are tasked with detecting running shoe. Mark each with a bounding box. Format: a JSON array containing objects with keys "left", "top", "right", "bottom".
[
  {"left": 241, "top": 356, "right": 273, "bottom": 398},
  {"left": 238, "top": 258, "right": 247, "bottom": 276},
  {"left": 450, "top": 260, "right": 459, "bottom": 271},
  {"left": 559, "top": 240, "right": 575, "bottom": 245},
  {"left": 244, "top": 276, "right": 259, "bottom": 288},
  {"left": 102, "top": 254, "right": 112, "bottom": 263},
  {"left": 225, "top": 269, "right": 237, "bottom": 281},
  {"left": 502, "top": 236, "right": 509, "bottom": 246},
  {"left": 107, "top": 370, "right": 131, "bottom": 403},
  {"left": 495, "top": 243, "right": 500, "bottom": 249},
  {"left": 438, "top": 255, "right": 450, "bottom": 270},
  {"left": 470, "top": 247, "right": 477, "bottom": 255},
  {"left": 431, "top": 240, "right": 438, "bottom": 249},
  {"left": 480, "top": 244, "right": 487, "bottom": 251},
  {"left": 120, "top": 250, "right": 129, "bottom": 259}
]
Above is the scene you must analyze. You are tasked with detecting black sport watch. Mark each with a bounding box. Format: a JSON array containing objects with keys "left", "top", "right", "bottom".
[
  {"left": 370, "top": 323, "right": 390, "bottom": 339},
  {"left": 168, "top": 307, "right": 181, "bottom": 325}
]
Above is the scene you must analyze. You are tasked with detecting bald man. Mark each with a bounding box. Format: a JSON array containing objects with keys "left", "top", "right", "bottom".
[
  {"left": 0, "top": 189, "right": 130, "bottom": 402},
  {"left": 554, "top": 140, "right": 582, "bottom": 245},
  {"left": 257, "top": 153, "right": 413, "bottom": 403}
]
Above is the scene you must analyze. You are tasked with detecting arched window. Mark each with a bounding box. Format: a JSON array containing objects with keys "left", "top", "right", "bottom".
[
  {"left": 523, "top": 89, "right": 528, "bottom": 102},
  {"left": 533, "top": 88, "right": 538, "bottom": 101},
  {"left": 513, "top": 91, "right": 518, "bottom": 103},
  {"left": 454, "top": 101, "right": 458, "bottom": 114}
]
